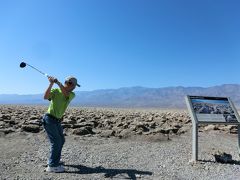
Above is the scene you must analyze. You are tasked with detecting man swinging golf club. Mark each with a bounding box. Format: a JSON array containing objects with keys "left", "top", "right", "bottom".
[
  {"left": 20, "top": 62, "right": 80, "bottom": 172},
  {"left": 42, "top": 76, "right": 80, "bottom": 173}
]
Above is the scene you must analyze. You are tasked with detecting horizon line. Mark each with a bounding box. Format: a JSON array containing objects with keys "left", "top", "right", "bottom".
[{"left": 0, "top": 83, "right": 239, "bottom": 96}]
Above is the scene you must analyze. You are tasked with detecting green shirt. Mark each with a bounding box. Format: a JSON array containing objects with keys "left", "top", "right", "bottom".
[{"left": 47, "top": 88, "right": 75, "bottom": 119}]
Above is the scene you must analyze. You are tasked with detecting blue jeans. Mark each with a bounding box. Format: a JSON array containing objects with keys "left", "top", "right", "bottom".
[{"left": 42, "top": 114, "right": 65, "bottom": 167}]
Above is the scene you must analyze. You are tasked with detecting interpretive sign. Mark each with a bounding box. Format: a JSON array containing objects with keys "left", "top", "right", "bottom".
[{"left": 185, "top": 95, "right": 240, "bottom": 162}]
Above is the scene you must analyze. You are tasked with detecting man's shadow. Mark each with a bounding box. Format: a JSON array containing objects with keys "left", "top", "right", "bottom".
[{"left": 64, "top": 164, "right": 153, "bottom": 179}]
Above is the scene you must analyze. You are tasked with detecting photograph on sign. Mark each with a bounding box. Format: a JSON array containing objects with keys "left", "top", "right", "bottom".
[{"left": 190, "top": 97, "right": 238, "bottom": 123}]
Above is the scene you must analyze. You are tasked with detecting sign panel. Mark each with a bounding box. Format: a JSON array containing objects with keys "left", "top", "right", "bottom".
[{"left": 187, "top": 96, "right": 240, "bottom": 124}]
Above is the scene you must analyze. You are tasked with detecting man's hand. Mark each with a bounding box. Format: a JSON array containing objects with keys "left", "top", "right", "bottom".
[{"left": 48, "top": 76, "right": 58, "bottom": 84}]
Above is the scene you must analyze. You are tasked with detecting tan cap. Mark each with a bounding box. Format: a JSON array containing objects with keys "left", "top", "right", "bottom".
[{"left": 65, "top": 76, "right": 80, "bottom": 87}]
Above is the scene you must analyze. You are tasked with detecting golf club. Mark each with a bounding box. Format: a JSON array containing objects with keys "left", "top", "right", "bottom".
[
  {"left": 20, "top": 62, "right": 49, "bottom": 77},
  {"left": 20, "top": 61, "right": 80, "bottom": 86}
]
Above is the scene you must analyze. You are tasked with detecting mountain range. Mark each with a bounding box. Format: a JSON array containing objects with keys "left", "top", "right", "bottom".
[{"left": 1, "top": 84, "right": 240, "bottom": 108}]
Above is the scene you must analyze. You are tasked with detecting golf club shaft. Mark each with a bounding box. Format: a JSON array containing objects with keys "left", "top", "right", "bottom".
[{"left": 26, "top": 63, "right": 48, "bottom": 77}]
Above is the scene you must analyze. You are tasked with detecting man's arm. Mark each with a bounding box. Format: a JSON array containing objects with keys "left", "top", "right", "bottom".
[
  {"left": 43, "top": 77, "right": 55, "bottom": 100},
  {"left": 56, "top": 81, "right": 70, "bottom": 98}
]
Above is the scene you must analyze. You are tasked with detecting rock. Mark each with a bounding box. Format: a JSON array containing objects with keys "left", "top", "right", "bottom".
[
  {"left": 173, "top": 124, "right": 182, "bottom": 129},
  {"left": 72, "top": 127, "right": 95, "bottom": 136},
  {"left": 15, "top": 111, "right": 23, "bottom": 115},
  {"left": 230, "top": 128, "right": 238, "bottom": 134},
  {"left": 2, "top": 119, "right": 16, "bottom": 125},
  {"left": 116, "top": 122, "right": 124, "bottom": 127},
  {"left": 0, "top": 114, "right": 11, "bottom": 120},
  {"left": 0, "top": 121, "right": 5, "bottom": 126},
  {"left": 220, "top": 125, "right": 236, "bottom": 131},
  {"left": 0, "top": 122, "right": 10, "bottom": 129},
  {"left": 89, "top": 120, "right": 99, "bottom": 128},
  {"left": 184, "top": 119, "right": 191, "bottom": 124},
  {"left": 69, "top": 116, "right": 77, "bottom": 121},
  {"left": 149, "top": 122, "right": 157, "bottom": 129},
  {"left": 146, "top": 116, "right": 154, "bottom": 122},
  {"left": 62, "top": 124, "right": 72, "bottom": 129},
  {"left": 143, "top": 131, "right": 153, "bottom": 135},
  {"left": 71, "top": 124, "right": 86, "bottom": 129},
  {"left": 213, "top": 151, "right": 233, "bottom": 164},
  {"left": 177, "top": 126, "right": 190, "bottom": 134},
  {"left": 100, "top": 130, "right": 115, "bottom": 138},
  {"left": 29, "top": 116, "right": 39, "bottom": 120},
  {"left": 119, "top": 116, "right": 126, "bottom": 120},
  {"left": 222, "top": 125, "right": 238, "bottom": 134},
  {"left": 62, "top": 119, "right": 76, "bottom": 125},
  {"left": 171, "top": 128, "right": 179, "bottom": 134},
  {"left": 94, "top": 116, "right": 101, "bottom": 120},
  {"left": 29, "top": 120, "right": 42, "bottom": 126},
  {"left": 204, "top": 125, "right": 219, "bottom": 131},
  {"left": 74, "top": 122, "right": 95, "bottom": 128},
  {"left": 77, "top": 117, "right": 86, "bottom": 122},
  {"left": 0, "top": 128, "right": 15, "bottom": 134},
  {"left": 154, "top": 128, "right": 170, "bottom": 134},
  {"left": 123, "top": 124, "right": 129, "bottom": 129},
  {"left": 102, "top": 119, "right": 113, "bottom": 126},
  {"left": 134, "top": 123, "right": 149, "bottom": 132},
  {"left": 112, "top": 127, "right": 123, "bottom": 135},
  {"left": 21, "top": 125, "right": 40, "bottom": 133},
  {"left": 118, "top": 129, "right": 133, "bottom": 138}
]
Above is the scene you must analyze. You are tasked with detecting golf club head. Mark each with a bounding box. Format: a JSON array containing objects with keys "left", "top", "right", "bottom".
[{"left": 20, "top": 62, "right": 26, "bottom": 68}]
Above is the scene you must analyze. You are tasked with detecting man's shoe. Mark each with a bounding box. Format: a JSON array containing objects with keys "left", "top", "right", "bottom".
[
  {"left": 46, "top": 161, "right": 64, "bottom": 167},
  {"left": 45, "top": 165, "right": 65, "bottom": 173}
]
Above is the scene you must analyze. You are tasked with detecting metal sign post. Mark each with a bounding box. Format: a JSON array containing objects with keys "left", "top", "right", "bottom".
[
  {"left": 192, "top": 122, "right": 198, "bottom": 162},
  {"left": 238, "top": 125, "right": 240, "bottom": 156}
]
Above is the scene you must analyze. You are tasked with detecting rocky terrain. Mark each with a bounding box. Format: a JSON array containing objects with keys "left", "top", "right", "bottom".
[
  {"left": 0, "top": 105, "right": 238, "bottom": 137},
  {"left": 0, "top": 105, "right": 191, "bottom": 138},
  {"left": 1, "top": 105, "right": 240, "bottom": 179}
]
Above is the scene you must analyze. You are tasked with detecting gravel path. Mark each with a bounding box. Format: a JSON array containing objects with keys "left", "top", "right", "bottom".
[{"left": 1, "top": 130, "right": 240, "bottom": 180}]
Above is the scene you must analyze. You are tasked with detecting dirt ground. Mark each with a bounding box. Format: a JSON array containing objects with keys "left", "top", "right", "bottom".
[{"left": 1, "top": 130, "right": 240, "bottom": 180}]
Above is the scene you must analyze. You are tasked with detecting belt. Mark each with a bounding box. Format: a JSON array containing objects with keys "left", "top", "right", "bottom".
[{"left": 45, "top": 113, "right": 62, "bottom": 122}]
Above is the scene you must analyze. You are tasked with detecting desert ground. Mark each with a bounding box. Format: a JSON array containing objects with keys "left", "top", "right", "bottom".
[{"left": 1, "top": 105, "right": 240, "bottom": 180}]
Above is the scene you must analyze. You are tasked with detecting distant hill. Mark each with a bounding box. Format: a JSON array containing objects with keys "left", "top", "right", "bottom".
[{"left": 1, "top": 84, "right": 240, "bottom": 108}]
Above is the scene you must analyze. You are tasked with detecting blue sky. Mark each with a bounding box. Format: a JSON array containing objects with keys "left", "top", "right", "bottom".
[{"left": 0, "top": 0, "right": 240, "bottom": 94}]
